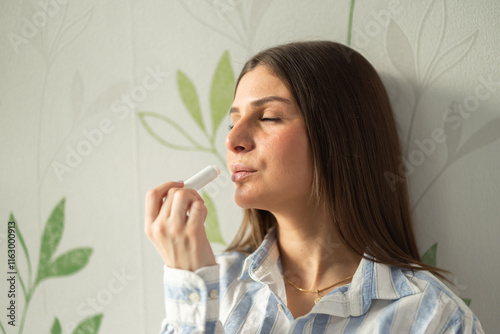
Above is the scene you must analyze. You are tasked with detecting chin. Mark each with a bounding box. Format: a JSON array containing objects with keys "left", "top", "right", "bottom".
[
  {"left": 233, "top": 194, "right": 254, "bottom": 209},
  {"left": 233, "top": 188, "right": 265, "bottom": 210}
]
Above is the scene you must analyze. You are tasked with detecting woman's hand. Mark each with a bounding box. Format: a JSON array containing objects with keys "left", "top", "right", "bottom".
[{"left": 144, "top": 181, "right": 216, "bottom": 271}]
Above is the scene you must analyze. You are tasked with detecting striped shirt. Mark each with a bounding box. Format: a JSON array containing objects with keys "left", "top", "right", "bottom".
[{"left": 160, "top": 228, "right": 483, "bottom": 333}]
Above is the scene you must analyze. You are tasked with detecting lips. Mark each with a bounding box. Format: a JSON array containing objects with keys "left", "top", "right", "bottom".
[{"left": 230, "top": 163, "right": 257, "bottom": 182}]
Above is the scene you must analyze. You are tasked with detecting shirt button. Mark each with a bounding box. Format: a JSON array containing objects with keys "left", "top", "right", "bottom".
[
  {"left": 209, "top": 289, "right": 219, "bottom": 299},
  {"left": 189, "top": 292, "right": 200, "bottom": 303},
  {"left": 277, "top": 304, "right": 284, "bottom": 312}
]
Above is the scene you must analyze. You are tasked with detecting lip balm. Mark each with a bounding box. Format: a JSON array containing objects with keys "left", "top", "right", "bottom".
[{"left": 184, "top": 165, "right": 221, "bottom": 191}]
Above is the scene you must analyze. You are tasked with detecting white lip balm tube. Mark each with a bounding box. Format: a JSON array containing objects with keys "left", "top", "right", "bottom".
[{"left": 184, "top": 165, "right": 221, "bottom": 191}]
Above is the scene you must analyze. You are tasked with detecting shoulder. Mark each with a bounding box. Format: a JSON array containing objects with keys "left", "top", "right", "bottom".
[
  {"left": 359, "top": 261, "right": 484, "bottom": 333},
  {"left": 392, "top": 266, "right": 482, "bottom": 333},
  {"left": 408, "top": 269, "right": 471, "bottom": 313}
]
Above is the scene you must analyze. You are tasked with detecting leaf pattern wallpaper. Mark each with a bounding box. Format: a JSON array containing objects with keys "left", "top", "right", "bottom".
[{"left": 0, "top": 0, "right": 498, "bottom": 333}]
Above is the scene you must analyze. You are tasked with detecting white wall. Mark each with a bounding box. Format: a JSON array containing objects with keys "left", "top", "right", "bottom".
[{"left": 0, "top": 0, "right": 498, "bottom": 333}]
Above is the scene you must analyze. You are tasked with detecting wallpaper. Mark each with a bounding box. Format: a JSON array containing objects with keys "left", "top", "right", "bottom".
[{"left": 0, "top": 0, "right": 498, "bottom": 333}]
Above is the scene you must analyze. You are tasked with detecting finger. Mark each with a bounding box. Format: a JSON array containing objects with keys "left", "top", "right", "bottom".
[
  {"left": 170, "top": 190, "right": 197, "bottom": 224},
  {"left": 186, "top": 200, "right": 208, "bottom": 227},
  {"left": 182, "top": 187, "right": 205, "bottom": 203},
  {"left": 168, "top": 187, "right": 205, "bottom": 216},
  {"left": 159, "top": 187, "right": 181, "bottom": 220},
  {"left": 145, "top": 181, "right": 183, "bottom": 225}
]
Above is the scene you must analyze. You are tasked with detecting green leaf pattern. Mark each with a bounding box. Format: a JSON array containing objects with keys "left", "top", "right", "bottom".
[
  {"left": 72, "top": 314, "right": 104, "bottom": 334},
  {"left": 37, "top": 198, "right": 66, "bottom": 283},
  {"left": 139, "top": 111, "right": 205, "bottom": 151},
  {"left": 177, "top": 70, "right": 206, "bottom": 133},
  {"left": 46, "top": 248, "right": 93, "bottom": 279},
  {"left": 202, "top": 192, "right": 227, "bottom": 246},
  {"left": 7, "top": 199, "right": 98, "bottom": 334},
  {"left": 421, "top": 242, "right": 438, "bottom": 267},
  {"left": 51, "top": 318, "right": 62, "bottom": 334},
  {"left": 210, "top": 50, "right": 235, "bottom": 139},
  {"left": 139, "top": 51, "right": 236, "bottom": 245},
  {"left": 49, "top": 314, "right": 104, "bottom": 334}
]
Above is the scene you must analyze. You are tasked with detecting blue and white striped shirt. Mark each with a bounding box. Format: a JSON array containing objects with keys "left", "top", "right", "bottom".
[{"left": 160, "top": 228, "right": 483, "bottom": 333}]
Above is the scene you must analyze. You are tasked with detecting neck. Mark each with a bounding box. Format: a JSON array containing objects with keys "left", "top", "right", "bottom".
[{"left": 272, "top": 201, "right": 361, "bottom": 291}]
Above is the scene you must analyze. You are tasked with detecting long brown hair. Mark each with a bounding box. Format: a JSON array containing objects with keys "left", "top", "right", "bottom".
[{"left": 226, "top": 41, "right": 447, "bottom": 279}]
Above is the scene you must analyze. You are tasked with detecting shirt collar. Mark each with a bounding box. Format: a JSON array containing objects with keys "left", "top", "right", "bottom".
[
  {"left": 314, "top": 256, "right": 421, "bottom": 317},
  {"left": 238, "top": 226, "right": 280, "bottom": 282},
  {"left": 238, "top": 227, "right": 422, "bottom": 317}
]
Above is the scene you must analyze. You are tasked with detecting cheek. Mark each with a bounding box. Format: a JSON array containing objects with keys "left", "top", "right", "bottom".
[{"left": 267, "top": 129, "right": 312, "bottom": 176}]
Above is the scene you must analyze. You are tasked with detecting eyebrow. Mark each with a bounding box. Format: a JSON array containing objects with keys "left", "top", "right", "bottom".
[{"left": 229, "top": 96, "right": 292, "bottom": 114}]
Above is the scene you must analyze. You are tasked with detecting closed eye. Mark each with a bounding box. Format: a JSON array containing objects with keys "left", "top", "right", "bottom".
[{"left": 228, "top": 117, "right": 281, "bottom": 131}]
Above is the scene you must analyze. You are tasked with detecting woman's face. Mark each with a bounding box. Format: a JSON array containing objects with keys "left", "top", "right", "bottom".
[{"left": 226, "top": 65, "right": 314, "bottom": 212}]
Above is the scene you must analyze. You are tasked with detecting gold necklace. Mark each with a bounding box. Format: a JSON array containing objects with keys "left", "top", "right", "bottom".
[{"left": 283, "top": 273, "right": 355, "bottom": 304}]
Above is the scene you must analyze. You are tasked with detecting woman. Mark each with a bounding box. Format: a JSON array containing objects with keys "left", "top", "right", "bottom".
[{"left": 145, "top": 41, "right": 483, "bottom": 333}]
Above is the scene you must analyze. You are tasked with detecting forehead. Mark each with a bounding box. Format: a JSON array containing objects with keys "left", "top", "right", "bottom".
[{"left": 234, "top": 65, "right": 292, "bottom": 103}]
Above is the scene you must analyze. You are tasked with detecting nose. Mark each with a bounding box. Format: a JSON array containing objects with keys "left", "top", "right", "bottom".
[{"left": 225, "top": 120, "right": 254, "bottom": 154}]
